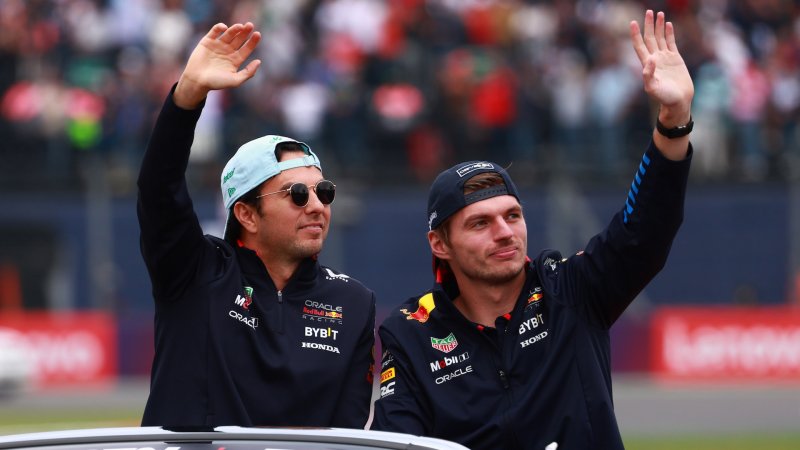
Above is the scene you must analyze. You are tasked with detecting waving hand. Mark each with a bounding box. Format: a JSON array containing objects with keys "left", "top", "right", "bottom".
[{"left": 174, "top": 22, "right": 262, "bottom": 109}]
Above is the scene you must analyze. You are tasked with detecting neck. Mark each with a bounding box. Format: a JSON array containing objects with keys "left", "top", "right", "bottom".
[
  {"left": 452, "top": 272, "right": 525, "bottom": 327},
  {"left": 264, "top": 259, "right": 299, "bottom": 292},
  {"left": 240, "top": 238, "right": 302, "bottom": 291}
]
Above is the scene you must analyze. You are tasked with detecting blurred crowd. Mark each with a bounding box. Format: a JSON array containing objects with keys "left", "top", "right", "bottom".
[{"left": 0, "top": 0, "right": 798, "bottom": 194}]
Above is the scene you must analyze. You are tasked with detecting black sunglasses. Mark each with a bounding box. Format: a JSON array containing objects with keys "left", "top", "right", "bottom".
[{"left": 256, "top": 180, "right": 336, "bottom": 207}]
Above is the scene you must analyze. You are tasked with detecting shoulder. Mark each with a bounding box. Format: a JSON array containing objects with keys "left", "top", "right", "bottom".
[
  {"left": 208, "top": 235, "right": 235, "bottom": 254},
  {"left": 531, "top": 248, "right": 581, "bottom": 295},
  {"left": 381, "top": 291, "right": 437, "bottom": 331},
  {"left": 533, "top": 249, "right": 567, "bottom": 277},
  {"left": 318, "top": 265, "right": 375, "bottom": 300}
]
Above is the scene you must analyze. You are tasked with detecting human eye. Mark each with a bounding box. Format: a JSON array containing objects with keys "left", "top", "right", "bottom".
[
  {"left": 506, "top": 210, "right": 522, "bottom": 221},
  {"left": 469, "top": 219, "right": 488, "bottom": 229}
]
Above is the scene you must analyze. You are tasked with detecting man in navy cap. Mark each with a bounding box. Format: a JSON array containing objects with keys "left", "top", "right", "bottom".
[
  {"left": 137, "top": 22, "right": 375, "bottom": 428},
  {"left": 372, "top": 10, "right": 694, "bottom": 450}
]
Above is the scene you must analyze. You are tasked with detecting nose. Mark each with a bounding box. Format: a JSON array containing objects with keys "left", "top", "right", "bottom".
[
  {"left": 491, "top": 216, "right": 514, "bottom": 240},
  {"left": 304, "top": 187, "right": 326, "bottom": 213}
]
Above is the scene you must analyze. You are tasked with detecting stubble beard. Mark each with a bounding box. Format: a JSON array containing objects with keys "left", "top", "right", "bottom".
[
  {"left": 287, "top": 228, "right": 327, "bottom": 260},
  {"left": 461, "top": 258, "right": 526, "bottom": 285}
]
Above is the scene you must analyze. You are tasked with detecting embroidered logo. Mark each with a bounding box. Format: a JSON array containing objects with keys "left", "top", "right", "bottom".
[
  {"left": 324, "top": 268, "right": 350, "bottom": 282},
  {"left": 234, "top": 286, "right": 253, "bottom": 310},
  {"left": 401, "top": 293, "right": 436, "bottom": 323},
  {"left": 456, "top": 162, "right": 494, "bottom": 177},
  {"left": 428, "top": 211, "right": 438, "bottom": 230},
  {"left": 526, "top": 286, "right": 543, "bottom": 308},
  {"left": 302, "top": 299, "right": 344, "bottom": 323},
  {"left": 431, "top": 333, "right": 459, "bottom": 353}
]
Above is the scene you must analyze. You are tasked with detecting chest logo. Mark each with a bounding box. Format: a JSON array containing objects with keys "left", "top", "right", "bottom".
[
  {"left": 234, "top": 286, "right": 253, "bottom": 310},
  {"left": 525, "top": 286, "right": 543, "bottom": 311},
  {"left": 430, "top": 332, "right": 458, "bottom": 353}
]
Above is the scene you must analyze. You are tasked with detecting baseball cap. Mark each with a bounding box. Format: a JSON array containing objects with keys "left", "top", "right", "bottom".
[
  {"left": 220, "top": 135, "right": 321, "bottom": 241},
  {"left": 427, "top": 160, "right": 520, "bottom": 232}
]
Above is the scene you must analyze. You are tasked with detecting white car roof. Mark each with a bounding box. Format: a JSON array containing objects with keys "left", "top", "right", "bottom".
[{"left": 0, "top": 426, "right": 470, "bottom": 450}]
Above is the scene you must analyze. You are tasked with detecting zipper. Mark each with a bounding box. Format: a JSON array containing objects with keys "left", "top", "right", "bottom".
[
  {"left": 498, "top": 369, "right": 510, "bottom": 389},
  {"left": 276, "top": 290, "right": 285, "bottom": 334}
]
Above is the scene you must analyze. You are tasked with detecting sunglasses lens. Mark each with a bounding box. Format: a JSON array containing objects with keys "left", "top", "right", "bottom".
[
  {"left": 289, "top": 183, "right": 310, "bottom": 207},
  {"left": 316, "top": 180, "right": 336, "bottom": 205}
]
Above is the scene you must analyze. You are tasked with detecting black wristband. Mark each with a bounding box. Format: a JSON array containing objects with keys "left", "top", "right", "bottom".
[{"left": 656, "top": 116, "right": 693, "bottom": 139}]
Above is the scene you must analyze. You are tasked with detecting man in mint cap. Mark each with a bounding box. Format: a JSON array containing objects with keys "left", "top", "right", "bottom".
[{"left": 137, "top": 22, "right": 375, "bottom": 428}]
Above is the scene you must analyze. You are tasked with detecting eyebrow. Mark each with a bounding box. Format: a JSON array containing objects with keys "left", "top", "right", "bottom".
[{"left": 462, "top": 205, "right": 522, "bottom": 222}]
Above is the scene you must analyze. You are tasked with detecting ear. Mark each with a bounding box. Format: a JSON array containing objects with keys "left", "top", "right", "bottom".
[
  {"left": 233, "top": 202, "right": 259, "bottom": 236},
  {"left": 428, "top": 230, "right": 451, "bottom": 262}
]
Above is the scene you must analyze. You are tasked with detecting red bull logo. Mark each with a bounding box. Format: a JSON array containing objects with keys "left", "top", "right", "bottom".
[
  {"left": 401, "top": 293, "right": 436, "bottom": 323},
  {"left": 527, "top": 287, "right": 543, "bottom": 306}
]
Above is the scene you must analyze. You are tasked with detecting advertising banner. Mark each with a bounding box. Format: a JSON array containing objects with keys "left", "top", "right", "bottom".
[
  {"left": 651, "top": 306, "right": 800, "bottom": 382},
  {"left": 0, "top": 311, "right": 117, "bottom": 389}
]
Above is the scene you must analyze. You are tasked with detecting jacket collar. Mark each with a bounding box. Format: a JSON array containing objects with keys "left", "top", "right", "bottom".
[
  {"left": 236, "top": 244, "right": 319, "bottom": 292},
  {"left": 429, "top": 259, "right": 539, "bottom": 325}
]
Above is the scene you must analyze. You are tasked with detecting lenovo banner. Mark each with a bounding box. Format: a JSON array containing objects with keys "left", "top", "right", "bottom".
[
  {"left": 651, "top": 307, "right": 800, "bottom": 382},
  {"left": 0, "top": 311, "right": 117, "bottom": 388}
]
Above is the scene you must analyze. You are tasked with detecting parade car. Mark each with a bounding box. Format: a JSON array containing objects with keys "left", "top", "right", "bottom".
[{"left": 0, "top": 426, "right": 470, "bottom": 450}]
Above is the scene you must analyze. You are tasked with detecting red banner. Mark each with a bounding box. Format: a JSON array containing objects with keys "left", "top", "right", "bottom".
[
  {"left": 651, "top": 306, "right": 800, "bottom": 382},
  {"left": 0, "top": 311, "right": 117, "bottom": 388}
]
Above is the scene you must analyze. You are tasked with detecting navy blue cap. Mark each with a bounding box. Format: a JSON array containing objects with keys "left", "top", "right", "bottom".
[{"left": 427, "top": 161, "right": 520, "bottom": 231}]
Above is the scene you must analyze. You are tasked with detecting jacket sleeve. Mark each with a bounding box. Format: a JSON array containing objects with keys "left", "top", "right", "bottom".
[
  {"left": 331, "top": 292, "right": 377, "bottom": 428},
  {"left": 136, "top": 85, "right": 209, "bottom": 302},
  {"left": 541, "top": 141, "right": 692, "bottom": 328},
  {"left": 370, "top": 320, "right": 431, "bottom": 435}
]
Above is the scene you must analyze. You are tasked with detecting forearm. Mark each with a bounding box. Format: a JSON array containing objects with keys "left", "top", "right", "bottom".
[{"left": 137, "top": 85, "right": 207, "bottom": 291}]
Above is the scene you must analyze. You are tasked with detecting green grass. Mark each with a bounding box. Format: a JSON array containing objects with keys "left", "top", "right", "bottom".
[
  {"left": 625, "top": 433, "right": 800, "bottom": 450},
  {"left": 0, "top": 408, "right": 141, "bottom": 435}
]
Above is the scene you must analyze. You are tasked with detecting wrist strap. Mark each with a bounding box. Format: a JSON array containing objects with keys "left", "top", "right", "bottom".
[{"left": 656, "top": 116, "right": 693, "bottom": 139}]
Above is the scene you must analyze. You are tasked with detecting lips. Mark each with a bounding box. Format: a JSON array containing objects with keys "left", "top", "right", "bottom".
[
  {"left": 491, "top": 246, "right": 518, "bottom": 259},
  {"left": 300, "top": 222, "right": 325, "bottom": 232}
]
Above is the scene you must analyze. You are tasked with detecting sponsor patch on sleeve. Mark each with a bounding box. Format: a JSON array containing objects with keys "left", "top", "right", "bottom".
[{"left": 380, "top": 367, "right": 395, "bottom": 384}]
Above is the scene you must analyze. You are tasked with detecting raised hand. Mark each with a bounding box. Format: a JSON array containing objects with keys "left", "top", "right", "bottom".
[
  {"left": 174, "top": 22, "right": 263, "bottom": 109},
  {"left": 630, "top": 10, "right": 693, "bottom": 124},
  {"left": 630, "top": 10, "right": 694, "bottom": 159}
]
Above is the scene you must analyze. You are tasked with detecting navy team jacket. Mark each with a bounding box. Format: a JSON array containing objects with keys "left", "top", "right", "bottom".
[
  {"left": 137, "top": 87, "right": 376, "bottom": 428},
  {"left": 372, "top": 142, "right": 691, "bottom": 449}
]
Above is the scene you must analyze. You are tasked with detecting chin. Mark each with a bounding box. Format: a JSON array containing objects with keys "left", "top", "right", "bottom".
[
  {"left": 489, "top": 262, "right": 526, "bottom": 282},
  {"left": 297, "top": 242, "right": 324, "bottom": 258}
]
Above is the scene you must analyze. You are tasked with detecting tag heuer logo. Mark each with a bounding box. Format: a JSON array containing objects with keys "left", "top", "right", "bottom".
[{"left": 431, "top": 333, "right": 458, "bottom": 353}]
